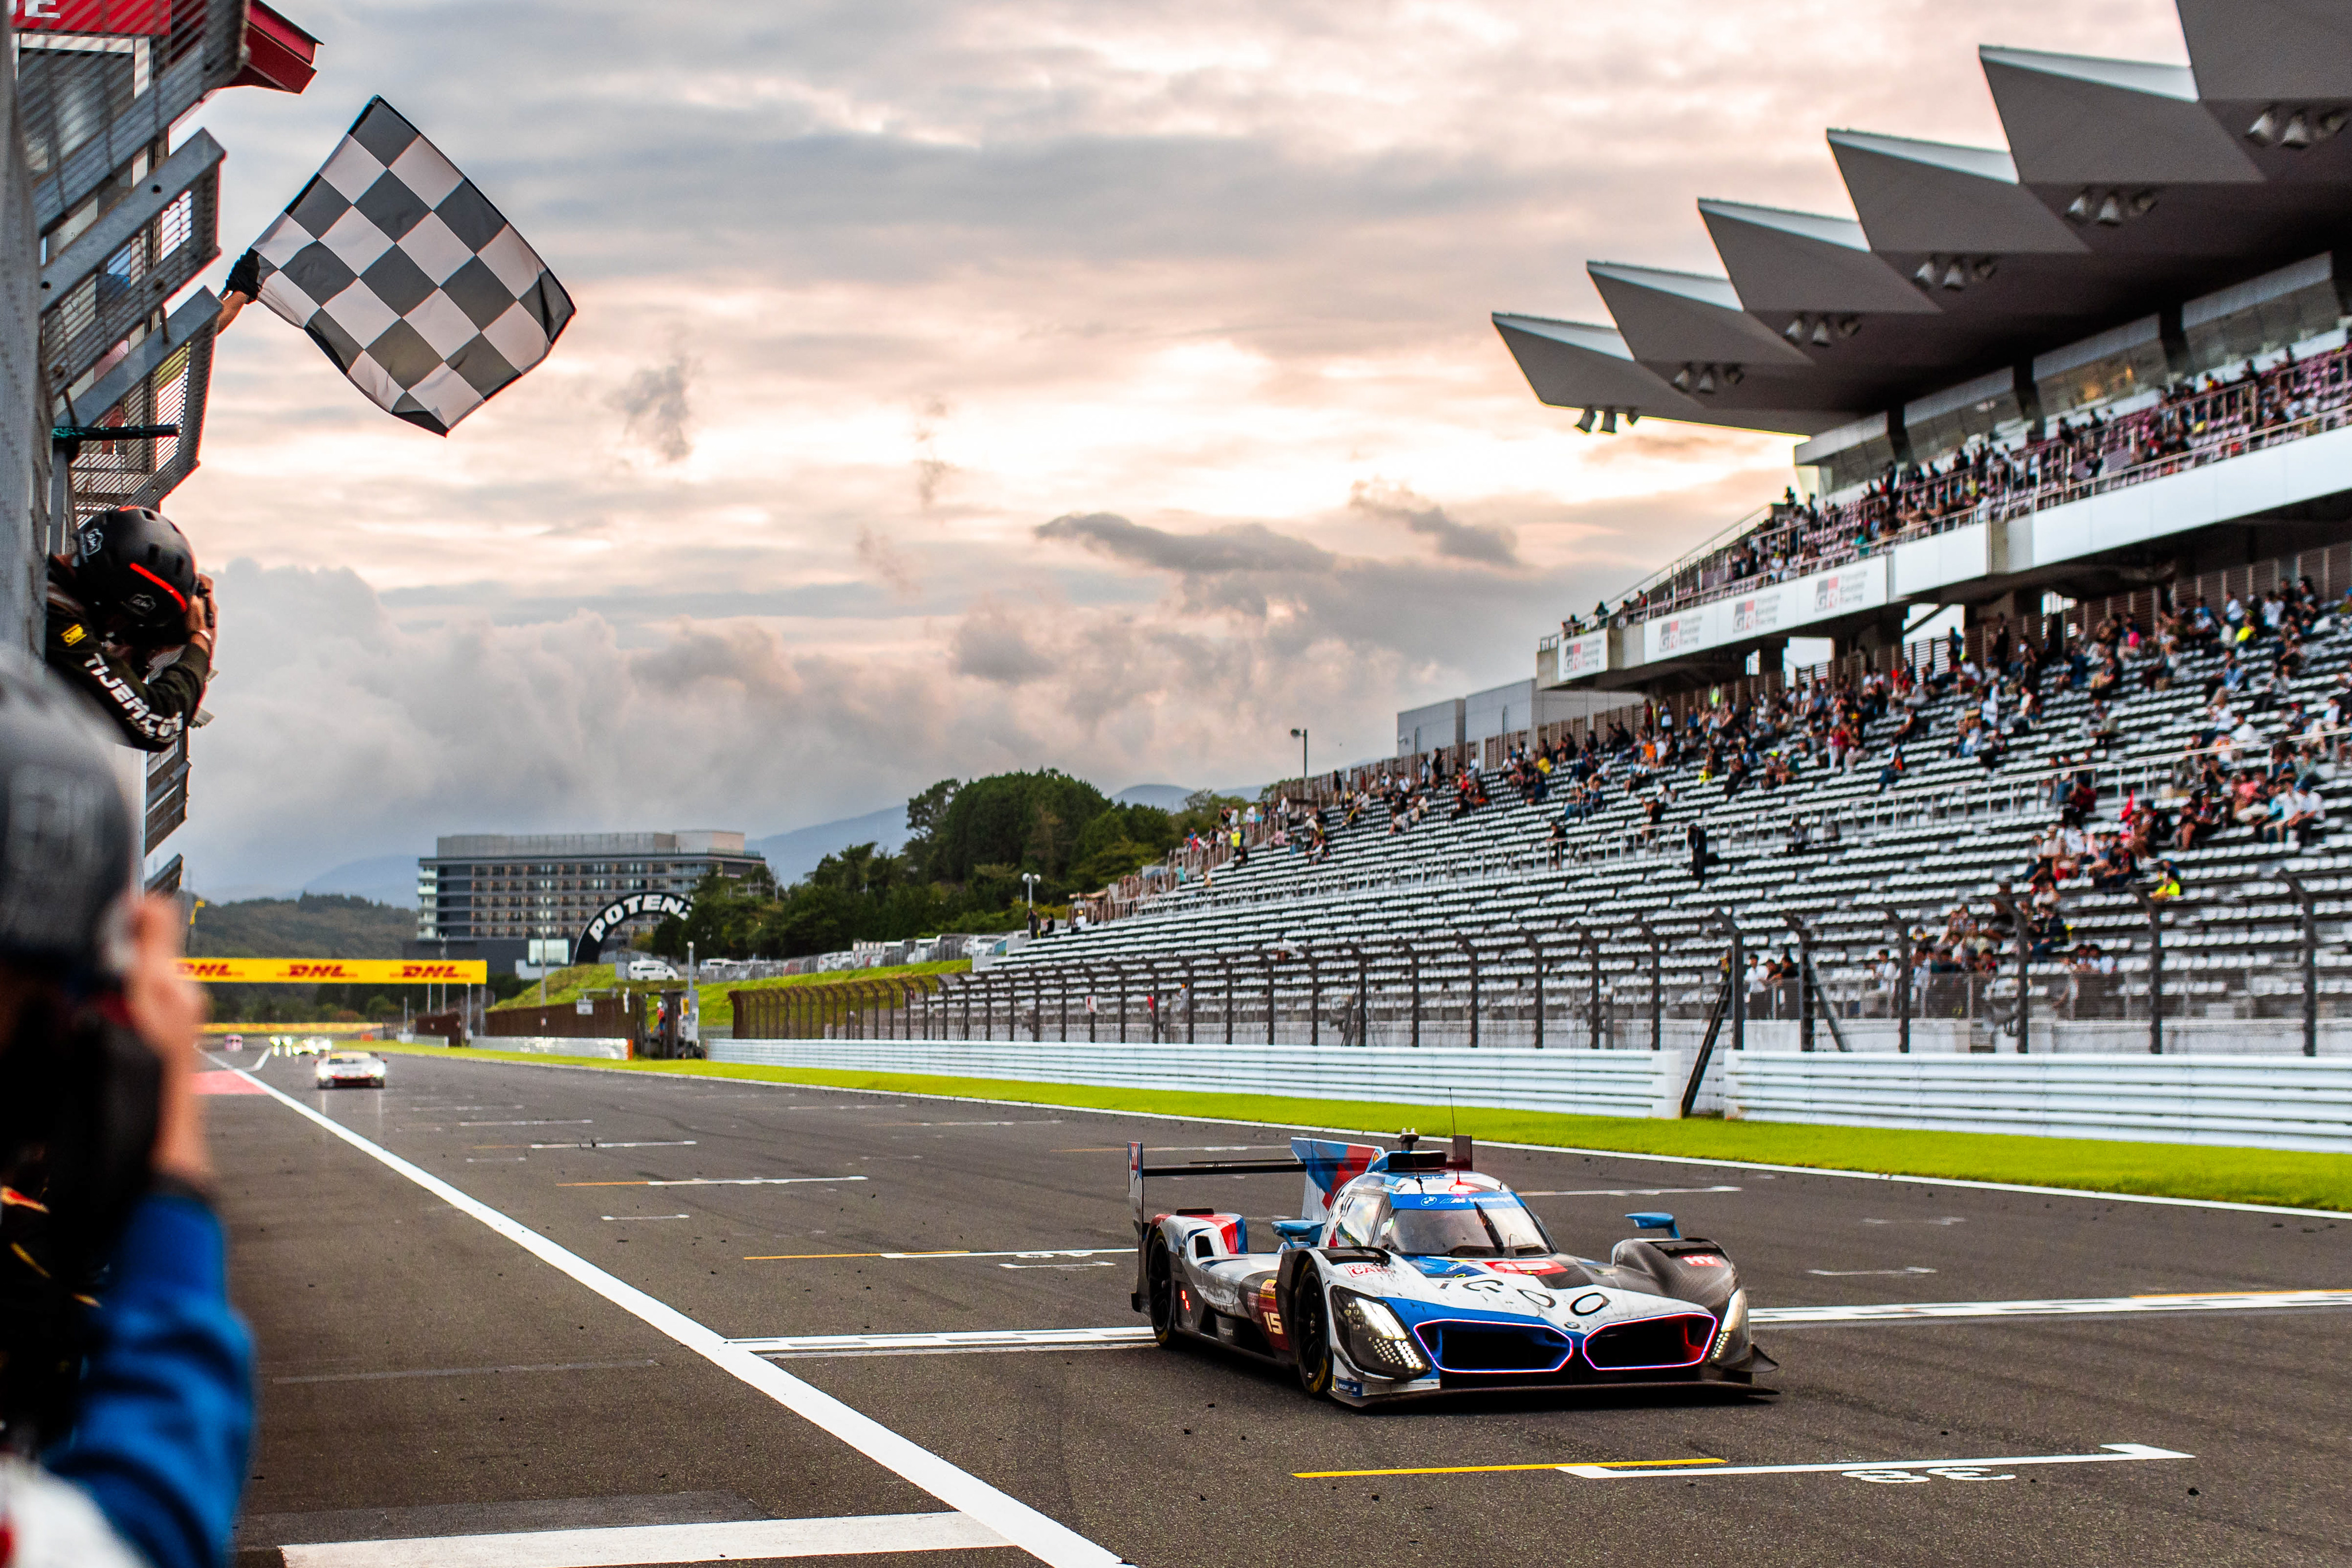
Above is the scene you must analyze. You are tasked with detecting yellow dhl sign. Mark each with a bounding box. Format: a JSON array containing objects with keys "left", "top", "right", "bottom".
[{"left": 177, "top": 958, "right": 490, "bottom": 985}]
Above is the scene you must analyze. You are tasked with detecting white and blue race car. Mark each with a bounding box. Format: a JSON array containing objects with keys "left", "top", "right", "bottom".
[{"left": 1129, "top": 1133, "right": 1773, "bottom": 1407}]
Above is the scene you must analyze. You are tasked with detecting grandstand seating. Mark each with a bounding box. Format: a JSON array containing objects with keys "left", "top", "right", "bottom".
[{"left": 856, "top": 551, "right": 2352, "bottom": 1054}]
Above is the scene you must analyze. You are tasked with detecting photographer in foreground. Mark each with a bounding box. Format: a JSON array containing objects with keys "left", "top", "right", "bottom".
[
  {"left": 0, "top": 654, "right": 252, "bottom": 1568},
  {"left": 44, "top": 507, "right": 215, "bottom": 753}
]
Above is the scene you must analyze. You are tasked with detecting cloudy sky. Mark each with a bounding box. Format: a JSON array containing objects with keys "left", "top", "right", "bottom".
[{"left": 171, "top": 0, "right": 2189, "bottom": 892}]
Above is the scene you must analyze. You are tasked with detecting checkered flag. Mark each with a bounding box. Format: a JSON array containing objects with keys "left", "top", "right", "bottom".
[{"left": 241, "top": 97, "right": 574, "bottom": 435}]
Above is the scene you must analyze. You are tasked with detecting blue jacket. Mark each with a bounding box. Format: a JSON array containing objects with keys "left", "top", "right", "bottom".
[{"left": 44, "top": 1193, "right": 253, "bottom": 1568}]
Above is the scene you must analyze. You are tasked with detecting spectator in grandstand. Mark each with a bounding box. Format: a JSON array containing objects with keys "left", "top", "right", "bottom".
[
  {"left": 2146, "top": 861, "right": 2185, "bottom": 901},
  {"left": 1685, "top": 818, "right": 1713, "bottom": 882},
  {"left": 2082, "top": 699, "right": 2118, "bottom": 750},
  {"left": 2278, "top": 780, "right": 2326, "bottom": 845}
]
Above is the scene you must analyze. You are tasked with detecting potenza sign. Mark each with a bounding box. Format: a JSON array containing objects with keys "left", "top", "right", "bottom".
[
  {"left": 1641, "top": 553, "right": 1888, "bottom": 664},
  {"left": 574, "top": 892, "right": 693, "bottom": 964}
]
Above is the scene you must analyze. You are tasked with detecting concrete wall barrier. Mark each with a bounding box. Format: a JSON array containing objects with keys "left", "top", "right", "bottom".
[
  {"left": 712, "top": 1039, "right": 1686, "bottom": 1120},
  {"left": 1723, "top": 1052, "right": 2352, "bottom": 1153}
]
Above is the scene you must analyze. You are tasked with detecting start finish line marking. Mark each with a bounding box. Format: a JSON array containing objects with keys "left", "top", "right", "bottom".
[
  {"left": 1297, "top": 1444, "right": 2189, "bottom": 1482},
  {"left": 1561, "top": 1442, "right": 2191, "bottom": 1482},
  {"left": 558, "top": 1176, "right": 869, "bottom": 1188}
]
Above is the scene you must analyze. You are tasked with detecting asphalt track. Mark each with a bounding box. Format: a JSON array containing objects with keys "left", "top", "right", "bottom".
[{"left": 207, "top": 1050, "right": 2352, "bottom": 1567}]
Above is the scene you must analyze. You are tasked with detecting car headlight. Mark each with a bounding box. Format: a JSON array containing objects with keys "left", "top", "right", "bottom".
[
  {"left": 1709, "top": 1288, "right": 1749, "bottom": 1362},
  {"left": 1332, "top": 1288, "right": 1430, "bottom": 1377}
]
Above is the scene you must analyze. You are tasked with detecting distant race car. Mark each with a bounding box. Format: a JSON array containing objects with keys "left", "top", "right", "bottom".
[
  {"left": 1129, "top": 1134, "right": 1773, "bottom": 1407},
  {"left": 315, "top": 1051, "right": 388, "bottom": 1089},
  {"left": 220, "top": 1033, "right": 244, "bottom": 1051}
]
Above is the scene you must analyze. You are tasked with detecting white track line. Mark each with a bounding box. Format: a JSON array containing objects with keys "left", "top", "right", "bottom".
[
  {"left": 234, "top": 1071, "right": 1124, "bottom": 1568},
  {"left": 728, "top": 1289, "right": 2352, "bottom": 1358},
  {"left": 734, "top": 1328, "right": 1156, "bottom": 1357},
  {"left": 1561, "top": 1442, "right": 2191, "bottom": 1481},
  {"left": 1517, "top": 1185, "right": 1742, "bottom": 1198},
  {"left": 278, "top": 1512, "right": 1005, "bottom": 1567},
  {"left": 1758, "top": 1288, "right": 2352, "bottom": 1323},
  {"left": 384, "top": 1051, "right": 2350, "bottom": 1219}
]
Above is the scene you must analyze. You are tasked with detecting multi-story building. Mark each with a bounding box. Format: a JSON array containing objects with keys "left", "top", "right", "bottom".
[{"left": 413, "top": 830, "right": 767, "bottom": 971}]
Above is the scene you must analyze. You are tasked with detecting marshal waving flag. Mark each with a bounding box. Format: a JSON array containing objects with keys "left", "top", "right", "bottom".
[{"left": 234, "top": 96, "right": 574, "bottom": 434}]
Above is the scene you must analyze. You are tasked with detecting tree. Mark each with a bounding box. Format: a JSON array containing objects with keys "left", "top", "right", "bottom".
[
  {"left": 900, "top": 778, "right": 959, "bottom": 881},
  {"left": 929, "top": 771, "right": 1111, "bottom": 882}
]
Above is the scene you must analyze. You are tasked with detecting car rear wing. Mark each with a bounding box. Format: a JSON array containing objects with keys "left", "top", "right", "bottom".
[
  {"left": 1129, "top": 1143, "right": 1310, "bottom": 1234},
  {"left": 1126, "top": 1133, "right": 1476, "bottom": 1235}
]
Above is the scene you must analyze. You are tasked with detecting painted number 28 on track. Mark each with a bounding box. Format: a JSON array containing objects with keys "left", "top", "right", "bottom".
[{"left": 1844, "top": 1466, "right": 2014, "bottom": 1484}]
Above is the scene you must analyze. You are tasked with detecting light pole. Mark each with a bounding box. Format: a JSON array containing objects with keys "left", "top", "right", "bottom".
[
  {"left": 1020, "top": 872, "right": 1041, "bottom": 935},
  {"left": 1289, "top": 726, "right": 1309, "bottom": 792}
]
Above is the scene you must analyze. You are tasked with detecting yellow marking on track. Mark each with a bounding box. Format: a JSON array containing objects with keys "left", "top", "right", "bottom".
[{"left": 1293, "top": 1457, "right": 1724, "bottom": 1478}]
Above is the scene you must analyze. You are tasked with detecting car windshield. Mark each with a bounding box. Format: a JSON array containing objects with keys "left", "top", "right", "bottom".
[
  {"left": 1379, "top": 1198, "right": 1550, "bottom": 1258},
  {"left": 328, "top": 1054, "right": 370, "bottom": 1064}
]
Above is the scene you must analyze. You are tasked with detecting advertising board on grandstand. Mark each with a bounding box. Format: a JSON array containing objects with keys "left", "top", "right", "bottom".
[
  {"left": 1556, "top": 630, "right": 1608, "bottom": 682},
  {"left": 1641, "top": 554, "right": 1888, "bottom": 664}
]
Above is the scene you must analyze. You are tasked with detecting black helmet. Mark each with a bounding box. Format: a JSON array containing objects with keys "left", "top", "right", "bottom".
[
  {"left": 0, "top": 649, "right": 136, "bottom": 974},
  {"left": 69, "top": 506, "right": 198, "bottom": 641}
]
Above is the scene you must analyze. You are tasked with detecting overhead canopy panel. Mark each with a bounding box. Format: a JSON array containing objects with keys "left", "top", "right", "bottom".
[{"left": 1495, "top": 0, "right": 2352, "bottom": 445}]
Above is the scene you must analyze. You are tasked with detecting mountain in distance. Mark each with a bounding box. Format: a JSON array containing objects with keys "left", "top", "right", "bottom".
[
  {"left": 1111, "top": 783, "right": 1196, "bottom": 811},
  {"left": 188, "top": 893, "right": 416, "bottom": 959},
  {"left": 303, "top": 853, "right": 420, "bottom": 909},
  {"left": 750, "top": 804, "right": 910, "bottom": 884}
]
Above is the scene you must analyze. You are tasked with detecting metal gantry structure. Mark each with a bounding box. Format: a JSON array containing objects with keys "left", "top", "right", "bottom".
[{"left": 5, "top": 2, "right": 316, "bottom": 888}]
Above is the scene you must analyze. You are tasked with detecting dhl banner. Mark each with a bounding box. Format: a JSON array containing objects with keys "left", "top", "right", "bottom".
[{"left": 178, "top": 958, "right": 489, "bottom": 985}]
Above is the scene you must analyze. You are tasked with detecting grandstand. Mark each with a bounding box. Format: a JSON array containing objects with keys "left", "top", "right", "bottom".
[
  {"left": 772, "top": 541, "right": 2348, "bottom": 1058},
  {"left": 736, "top": 0, "right": 2352, "bottom": 1060}
]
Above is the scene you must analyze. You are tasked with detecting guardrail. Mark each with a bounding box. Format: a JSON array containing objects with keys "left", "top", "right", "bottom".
[
  {"left": 712, "top": 1039, "right": 1685, "bottom": 1119},
  {"left": 708, "top": 1038, "right": 2352, "bottom": 1151},
  {"left": 1722, "top": 1052, "right": 2352, "bottom": 1152}
]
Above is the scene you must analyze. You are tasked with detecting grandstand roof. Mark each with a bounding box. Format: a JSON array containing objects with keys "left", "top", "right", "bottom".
[{"left": 1497, "top": 0, "right": 2352, "bottom": 442}]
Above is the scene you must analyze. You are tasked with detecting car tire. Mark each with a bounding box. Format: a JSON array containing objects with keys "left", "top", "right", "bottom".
[
  {"left": 370, "top": 1078, "right": 385, "bottom": 1088},
  {"left": 1144, "top": 1232, "right": 1179, "bottom": 1348},
  {"left": 1290, "top": 1273, "right": 1334, "bottom": 1397}
]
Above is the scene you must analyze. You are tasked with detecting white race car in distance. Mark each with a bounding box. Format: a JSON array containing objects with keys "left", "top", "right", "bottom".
[{"left": 315, "top": 1051, "right": 388, "bottom": 1089}]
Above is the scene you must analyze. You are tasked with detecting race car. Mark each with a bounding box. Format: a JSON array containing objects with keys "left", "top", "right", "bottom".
[
  {"left": 1128, "top": 1133, "right": 1773, "bottom": 1407},
  {"left": 315, "top": 1051, "right": 388, "bottom": 1089}
]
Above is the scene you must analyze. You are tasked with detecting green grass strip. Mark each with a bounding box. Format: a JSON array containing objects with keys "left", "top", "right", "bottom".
[
  {"left": 362, "top": 1043, "right": 2352, "bottom": 1212},
  {"left": 488, "top": 960, "right": 971, "bottom": 1028}
]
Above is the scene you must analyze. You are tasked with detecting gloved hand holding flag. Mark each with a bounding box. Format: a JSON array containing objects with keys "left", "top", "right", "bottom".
[{"left": 220, "top": 97, "right": 573, "bottom": 435}]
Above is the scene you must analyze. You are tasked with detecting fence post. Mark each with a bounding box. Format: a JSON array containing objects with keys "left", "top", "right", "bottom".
[
  {"left": 1348, "top": 941, "right": 1367, "bottom": 1046},
  {"left": 1725, "top": 914, "right": 1746, "bottom": 1052},
  {"left": 1085, "top": 966, "right": 1098, "bottom": 1044},
  {"left": 1989, "top": 892, "right": 2030, "bottom": 1054},
  {"left": 1784, "top": 912, "right": 1815, "bottom": 1052},
  {"left": 1405, "top": 941, "right": 1421, "bottom": 1048},
  {"left": 2284, "top": 871, "right": 2319, "bottom": 1057},
  {"left": 1224, "top": 954, "right": 1235, "bottom": 1046},
  {"left": 2138, "top": 892, "right": 2165, "bottom": 1055},
  {"left": 1306, "top": 947, "right": 1321, "bottom": 1047},
  {"left": 1585, "top": 927, "right": 1603, "bottom": 1050},
  {"left": 1520, "top": 931, "right": 1546, "bottom": 1050},
  {"left": 1183, "top": 958, "right": 1197, "bottom": 1045},
  {"left": 1455, "top": 935, "right": 1479, "bottom": 1048},
  {"left": 1264, "top": 953, "right": 1278, "bottom": 1047},
  {"left": 1639, "top": 919, "right": 1662, "bottom": 1051},
  {"left": 1886, "top": 907, "right": 1912, "bottom": 1054}
]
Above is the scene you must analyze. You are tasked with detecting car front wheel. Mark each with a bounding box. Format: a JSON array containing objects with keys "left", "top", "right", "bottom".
[{"left": 1290, "top": 1276, "right": 1334, "bottom": 1397}]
